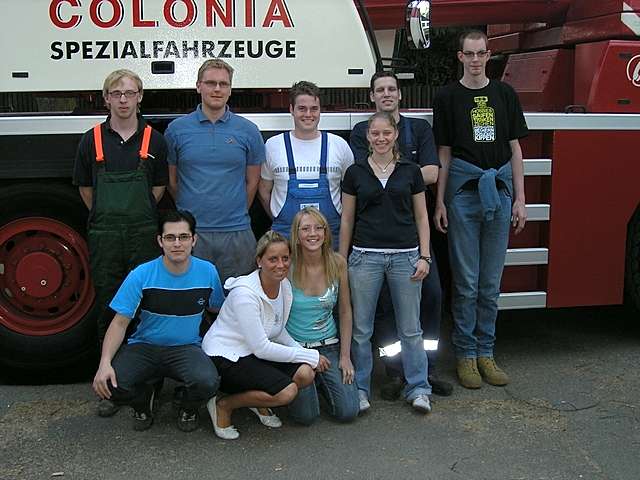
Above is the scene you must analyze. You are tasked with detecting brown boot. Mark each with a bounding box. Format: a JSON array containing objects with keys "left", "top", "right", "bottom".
[
  {"left": 477, "top": 357, "right": 510, "bottom": 386},
  {"left": 456, "top": 358, "right": 482, "bottom": 389}
]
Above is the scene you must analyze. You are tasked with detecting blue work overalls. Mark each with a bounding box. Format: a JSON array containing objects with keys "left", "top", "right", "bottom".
[{"left": 271, "top": 131, "right": 341, "bottom": 240}]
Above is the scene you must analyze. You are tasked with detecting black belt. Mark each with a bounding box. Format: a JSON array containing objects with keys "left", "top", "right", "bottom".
[{"left": 460, "top": 179, "right": 507, "bottom": 191}]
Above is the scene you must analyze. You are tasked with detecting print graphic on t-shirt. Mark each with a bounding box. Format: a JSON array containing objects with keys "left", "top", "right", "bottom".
[
  {"left": 313, "top": 284, "right": 337, "bottom": 331},
  {"left": 272, "top": 166, "right": 343, "bottom": 174},
  {"left": 471, "top": 96, "right": 496, "bottom": 142}
]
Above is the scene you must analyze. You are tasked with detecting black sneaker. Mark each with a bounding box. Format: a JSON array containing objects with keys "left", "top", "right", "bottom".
[
  {"left": 133, "top": 410, "right": 154, "bottom": 431},
  {"left": 380, "top": 376, "right": 405, "bottom": 401},
  {"left": 429, "top": 376, "right": 453, "bottom": 397},
  {"left": 132, "top": 388, "right": 156, "bottom": 431},
  {"left": 97, "top": 399, "right": 120, "bottom": 418},
  {"left": 177, "top": 409, "right": 199, "bottom": 432}
]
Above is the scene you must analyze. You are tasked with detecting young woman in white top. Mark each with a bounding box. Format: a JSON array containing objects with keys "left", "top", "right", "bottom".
[{"left": 202, "top": 231, "right": 318, "bottom": 439}]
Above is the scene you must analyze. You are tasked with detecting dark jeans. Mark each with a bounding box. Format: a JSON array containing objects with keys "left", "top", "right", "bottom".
[
  {"left": 110, "top": 343, "right": 219, "bottom": 412},
  {"left": 373, "top": 247, "right": 442, "bottom": 378}
]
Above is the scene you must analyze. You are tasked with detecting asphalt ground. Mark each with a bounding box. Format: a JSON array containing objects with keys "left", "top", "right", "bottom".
[{"left": 1, "top": 306, "right": 639, "bottom": 480}]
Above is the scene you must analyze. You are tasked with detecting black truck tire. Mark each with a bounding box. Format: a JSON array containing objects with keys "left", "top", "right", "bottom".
[{"left": 0, "top": 182, "right": 97, "bottom": 372}]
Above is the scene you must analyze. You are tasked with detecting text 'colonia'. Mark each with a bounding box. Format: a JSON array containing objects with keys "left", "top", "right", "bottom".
[{"left": 49, "top": 0, "right": 294, "bottom": 29}]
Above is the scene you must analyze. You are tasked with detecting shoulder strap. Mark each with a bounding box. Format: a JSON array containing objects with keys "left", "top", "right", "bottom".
[
  {"left": 403, "top": 116, "right": 414, "bottom": 147},
  {"left": 283, "top": 131, "right": 297, "bottom": 178},
  {"left": 319, "top": 131, "right": 328, "bottom": 175},
  {"left": 139, "top": 125, "right": 152, "bottom": 160},
  {"left": 93, "top": 124, "right": 104, "bottom": 163}
]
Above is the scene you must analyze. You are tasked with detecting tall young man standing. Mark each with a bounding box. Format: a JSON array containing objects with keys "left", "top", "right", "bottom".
[
  {"left": 433, "top": 30, "right": 528, "bottom": 389},
  {"left": 165, "top": 59, "right": 265, "bottom": 284},
  {"left": 73, "top": 69, "right": 168, "bottom": 416},
  {"left": 350, "top": 72, "right": 452, "bottom": 397}
]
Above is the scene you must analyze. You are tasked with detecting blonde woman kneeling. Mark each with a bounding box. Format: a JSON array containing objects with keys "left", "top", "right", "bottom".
[
  {"left": 202, "top": 231, "right": 318, "bottom": 439},
  {"left": 286, "top": 207, "right": 359, "bottom": 425}
]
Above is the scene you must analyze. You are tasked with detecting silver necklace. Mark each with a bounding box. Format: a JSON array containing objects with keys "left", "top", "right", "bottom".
[{"left": 370, "top": 157, "right": 395, "bottom": 173}]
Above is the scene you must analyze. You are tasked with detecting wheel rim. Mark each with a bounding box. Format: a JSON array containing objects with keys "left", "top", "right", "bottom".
[{"left": 0, "top": 217, "right": 94, "bottom": 336}]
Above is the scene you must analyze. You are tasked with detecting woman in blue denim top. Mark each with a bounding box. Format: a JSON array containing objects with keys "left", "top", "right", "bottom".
[{"left": 285, "top": 207, "right": 359, "bottom": 425}]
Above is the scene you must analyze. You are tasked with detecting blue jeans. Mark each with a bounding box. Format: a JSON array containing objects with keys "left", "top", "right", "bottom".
[
  {"left": 447, "top": 188, "right": 511, "bottom": 358},
  {"left": 374, "top": 243, "right": 442, "bottom": 377},
  {"left": 348, "top": 250, "right": 431, "bottom": 401},
  {"left": 288, "top": 344, "right": 359, "bottom": 425}
]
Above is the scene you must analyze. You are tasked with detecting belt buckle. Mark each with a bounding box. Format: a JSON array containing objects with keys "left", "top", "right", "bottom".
[
  {"left": 303, "top": 337, "right": 337, "bottom": 348},
  {"left": 322, "top": 337, "right": 338, "bottom": 347}
]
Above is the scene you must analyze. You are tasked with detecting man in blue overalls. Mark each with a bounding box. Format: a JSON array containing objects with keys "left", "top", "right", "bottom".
[
  {"left": 258, "top": 81, "right": 354, "bottom": 242},
  {"left": 350, "top": 71, "right": 453, "bottom": 398}
]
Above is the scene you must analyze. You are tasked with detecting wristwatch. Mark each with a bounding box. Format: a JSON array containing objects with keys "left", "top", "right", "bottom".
[{"left": 418, "top": 255, "right": 432, "bottom": 264}]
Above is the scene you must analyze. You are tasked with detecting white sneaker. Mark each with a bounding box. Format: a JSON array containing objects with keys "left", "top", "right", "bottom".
[
  {"left": 411, "top": 394, "right": 432, "bottom": 414},
  {"left": 249, "top": 407, "right": 282, "bottom": 428},
  {"left": 206, "top": 397, "right": 239, "bottom": 440},
  {"left": 358, "top": 390, "right": 370, "bottom": 413}
]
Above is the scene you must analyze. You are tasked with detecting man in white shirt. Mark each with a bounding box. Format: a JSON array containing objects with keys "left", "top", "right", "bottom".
[{"left": 258, "top": 81, "right": 354, "bottom": 242}]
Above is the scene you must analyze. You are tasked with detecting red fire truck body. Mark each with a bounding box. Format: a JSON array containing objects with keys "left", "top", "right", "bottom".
[
  {"left": 370, "top": 0, "right": 640, "bottom": 310},
  {"left": 0, "top": 0, "right": 639, "bottom": 371}
]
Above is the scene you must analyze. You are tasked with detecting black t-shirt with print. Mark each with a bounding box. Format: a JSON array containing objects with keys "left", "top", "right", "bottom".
[{"left": 432, "top": 80, "right": 528, "bottom": 169}]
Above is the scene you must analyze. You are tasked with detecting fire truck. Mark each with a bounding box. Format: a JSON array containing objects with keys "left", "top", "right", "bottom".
[{"left": 0, "top": 0, "right": 639, "bottom": 372}]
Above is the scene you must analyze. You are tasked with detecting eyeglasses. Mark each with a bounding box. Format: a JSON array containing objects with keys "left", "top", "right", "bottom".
[
  {"left": 162, "top": 233, "right": 193, "bottom": 243},
  {"left": 108, "top": 90, "right": 139, "bottom": 99},
  {"left": 199, "top": 80, "right": 231, "bottom": 89},
  {"left": 461, "top": 50, "right": 489, "bottom": 59},
  {"left": 299, "top": 225, "right": 326, "bottom": 233}
]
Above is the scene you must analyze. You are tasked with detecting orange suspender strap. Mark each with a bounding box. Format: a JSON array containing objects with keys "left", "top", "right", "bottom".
[
  {"left": 139, "top": 125, "right": 152, "bottom": 160},
  {"left": 93, "top": 124, "right": 105, "bottom": 163}
]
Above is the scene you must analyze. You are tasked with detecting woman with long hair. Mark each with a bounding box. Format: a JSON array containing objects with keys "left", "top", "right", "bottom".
[
  {"left": 202, "top": 231, "right": 318, "bottom": 439},
  {"left": 339, "top": 112, "right": 433, "bottom": 414},
  {"left": 286, "top": 207, "right": 359, "bottom": 424}
]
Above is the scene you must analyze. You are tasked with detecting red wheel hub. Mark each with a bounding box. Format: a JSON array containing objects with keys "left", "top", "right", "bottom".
[
  {"left": 15, "top": 252, "right": 64, "bottom": 298},
  {"left": 0, "top": 217, "right": 94, "bottom": 336}
]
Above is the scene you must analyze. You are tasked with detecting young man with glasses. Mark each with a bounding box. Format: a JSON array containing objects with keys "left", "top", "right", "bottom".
[
  {"left": 350, "top": 71, "right": 452, "bottom": 399},
  {"left": 73, "top": 69, "right": 168, "bottom": 416},
  {"left": 165, "top": 59, "right": 265, "bottom": 284},
  {"left": 433, "top": 30, "right": 528, "bottom": 389},
  {"left": 258, "top": 81, "right": 354, "bottom": 241},
  {"left": 92, "top": 210, "right": 224, "bottom": 432}
]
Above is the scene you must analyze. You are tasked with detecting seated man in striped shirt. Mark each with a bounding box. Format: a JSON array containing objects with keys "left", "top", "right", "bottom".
[{"left": 92, "top": 210, "right": 224, "bottom": 432}]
